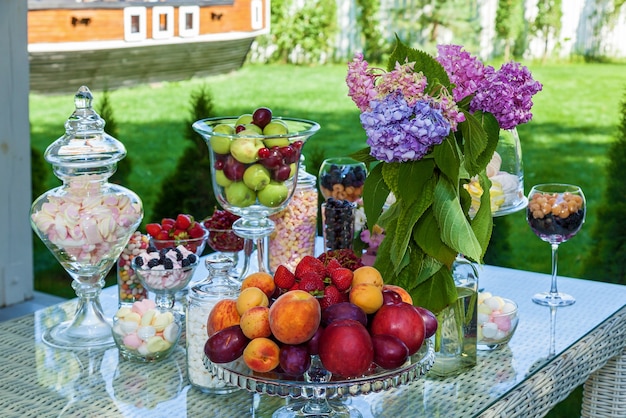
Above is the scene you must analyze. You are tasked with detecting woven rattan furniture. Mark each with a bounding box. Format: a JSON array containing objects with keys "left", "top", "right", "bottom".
[{"left": 0, "top": 265, "right": 624, "bottom": 417}]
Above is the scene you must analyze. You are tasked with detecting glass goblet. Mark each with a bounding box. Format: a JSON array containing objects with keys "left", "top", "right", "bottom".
[
  {"left": 205, "top": 227, "right": 251, "bottom": 279},
  {"left": 318, "top": 157, "right": 367, "bottom": 203},
  {"left": 133, "top": 256, "right": 199, "bottom": 310},
  {"left": 193, "top": 116, "right": 320, "bottom": 274},
  {"left": 526, "top": 183, "right": 586, "bottom": 306},
  {"left": 149, "top": 227, "right": 208, "bottom": 257}
]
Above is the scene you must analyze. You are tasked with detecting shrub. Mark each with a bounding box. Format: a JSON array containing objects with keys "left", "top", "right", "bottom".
[
  {"left": 582, "top": 89, "right": 626, "bottom": 284},
  {"left": 95, "top": 89, "right": 132, "bottom": 186},
  {"left": 150, "top": 85, "right": 218, "bottom": 223}
]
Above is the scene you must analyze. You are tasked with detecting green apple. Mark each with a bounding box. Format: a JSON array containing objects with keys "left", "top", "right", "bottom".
[
  {"left": 288, "top": 163, "right": 297, "bottom": 179},
  {"left": 211, "top": 124, "right": 235, "bottom": 154},
  {"left": 262, "top": 137, "right": 291, "bottom": 148},
  {"left": 263, "top": 120, "right": 289, "bottom": 136},
  {"left": 257, "top": 181, "right": 289, "bottom": 207},
  {"left": 230, "top": 137, "right": 265, "bottom": 164},
  {"left": 241, "top": 123, "right": 263, "bottom": 135},
  {"left": 225, "top": 181, "right": 256, "bottom": 207},
  {"left": 235, "top": 114, "right": 253, "bottom": 126},
  {"left": 243, "top": 164, "right": 271, "bottom": 191},
  {"left": 214, "top": 169, "right": 233, "bottom": 187}
]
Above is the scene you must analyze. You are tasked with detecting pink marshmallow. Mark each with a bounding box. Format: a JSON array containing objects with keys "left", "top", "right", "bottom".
[{"left": 123, "top": 333, "right": 143, "bottom": 349}]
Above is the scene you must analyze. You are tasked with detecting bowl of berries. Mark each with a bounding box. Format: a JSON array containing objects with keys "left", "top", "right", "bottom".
[
  {"left": 318, "top": 157, "right": 367, "bottom": 202},
  {"left": 146, "top": 214, "right": 208, "bottom": 257}
]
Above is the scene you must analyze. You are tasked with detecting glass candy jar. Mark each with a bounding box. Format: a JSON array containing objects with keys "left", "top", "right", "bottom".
[
  {"left": 269, "top": 161, "right": 318, "bottom": 272},
  {"left": 30, "top": 86, "right": 143, "bottom": 350},
  {"left": 186, "top": 255, "right": 241, "bottom": 393},
  {"left": 490, "top": 128, "right": 526, "bottom": 216}
]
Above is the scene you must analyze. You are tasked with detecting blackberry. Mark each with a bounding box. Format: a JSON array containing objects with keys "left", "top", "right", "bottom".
[
  {"left": 163, "top": 258, "right": 174, "bottom": 269},
  {"left": 323, "top": 198, "right": 355, "bottom": 251},
  {"left": 135, "top": 257, "right": 144, "bottom": 267},
  {"left": 147, "top": 258, "right": 160, "bottom": 268},
  {"left": 174, "top": 248, "right": 183, "bottom": 261},
  {"left": 187, "top": 254, "right": 198, "bottom": 264},
  {"left": 181, "top": 259, "right": 191, "bottom": 267}
]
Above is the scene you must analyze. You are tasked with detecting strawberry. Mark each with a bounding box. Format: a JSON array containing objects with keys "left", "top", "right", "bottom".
[
  {"left": 175, "top": 214, "right": 193, "bottom": 230},
  {"left": 294, "top": 255, "right": 326, "bottom": 281},
  {"left": 145, "top": 223, "right": 162, "bottom": 238},
  {"left": 156, "top": 230, "right": 170, "bottom": 240},
  {"left": 161, "top": 218, "right": 176, "bottom": 228},
  {"left": 172, "top": 229, "right": 189, "bottom": 240},
  {"left": 188, "top": 222, "right": 207, "bottom": 239},
  {"left": 273, "top": 265, "right": 296, "bottom": 290},
  {"left": 329, "top": 267, "right": 353, "bottom": 292},
  {"left": 298, "top": 272, "right": 325, "bottom": 295},
  {"left": 324, "top": 258, "right": 343, "bottom": 274},
  {"left": 319, "top": 285, "right": 343, "bottom": 310}
]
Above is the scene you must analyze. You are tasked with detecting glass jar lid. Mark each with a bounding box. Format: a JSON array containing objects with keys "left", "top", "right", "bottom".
[{"left": 44, "top": 86, "right": 126, "bottom": 171}]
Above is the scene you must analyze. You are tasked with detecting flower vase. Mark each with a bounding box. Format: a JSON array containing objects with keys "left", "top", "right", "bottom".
[
  {"left": 429, "top": 257, "right": 478, "bottom": 378},
  {"left": 489, "top": 127, "right": 526, "bottom": 216}
]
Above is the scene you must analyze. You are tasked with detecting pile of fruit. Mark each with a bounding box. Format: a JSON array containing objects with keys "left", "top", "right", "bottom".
[
  {"left": 202, "top": 208, "right": 245, "bottom": 253},
  {"left": 210, "top": 107, "right": 303, "bottom": 208},
  {"left": 204, "top": 254, "right": 438, "bottom": 379},
  {"left": 319, "top": 161, "right": 367, "bottom": 202},
  {"left": 145, "top": 214, "right": 207, "bottom": 254}
]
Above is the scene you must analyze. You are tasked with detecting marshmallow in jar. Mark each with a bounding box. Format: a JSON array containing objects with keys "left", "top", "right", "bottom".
[
  {"left": 186, "top": 255, "right": 240, "bottom": 393},
  {"left": 269, "top": 164, "right": 318, "bottom": 271}
]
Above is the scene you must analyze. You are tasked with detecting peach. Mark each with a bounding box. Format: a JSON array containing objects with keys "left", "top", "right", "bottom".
[
  {"left": 240, "top": 272, "right": 276, "bottom": 298},
  {"left": 239, "top": 306, "right": 271, "bottom": 339},
  {"left": 349, "top": 283, "right": 384, "bottom": 314},
  {"left": 236, "top": 286, "right": 269, "bottom": 316},
  {"left": 242, "top": 337, "right": 280, "bottom": 373},
  {"left": 351, "top": 266, "right": 384, "bottom": 289},
  {"left": 207, "top": 299, "right": 241, "bottom": 337},
  {"left": 269, "top": 290, "right": 321, "bottom": 345},
  {"left": 382, "top": 284, "right": 413, "bottom": 304}
]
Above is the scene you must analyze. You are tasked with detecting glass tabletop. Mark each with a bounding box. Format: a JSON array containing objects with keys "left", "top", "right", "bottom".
[{"left": 0, "top": 265, "right": 624, "bottom": 417}]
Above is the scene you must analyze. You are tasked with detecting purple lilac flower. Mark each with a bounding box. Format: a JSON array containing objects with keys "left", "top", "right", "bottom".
[
  {"left": 346, "top": 53, "right": 378, "bottom": 112},
  {"left": 470, "top": 61, "right": 543, "bottom": 130},
  {"left": 360, "top": 92, "right": 451, "bottom": 163},
  {"left": 436, "top": 44, "right": 494, "bottom": 102}
]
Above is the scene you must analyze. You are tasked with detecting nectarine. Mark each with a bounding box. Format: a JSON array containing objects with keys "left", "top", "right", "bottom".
[
  {"left": 240, "top": 306, "right": 271, "bottom": 339},
  {"left": 243, "top": 337, "right": 280, "bottom": 373},
  {"left": 207, "top": 299, "right": 241, "bottom": 337},
  {"left": 236, "top": 286, "right": 269, "bottom": 316},
  {"left": 240, "top": 271, "right": 276, "bottom": 298}
]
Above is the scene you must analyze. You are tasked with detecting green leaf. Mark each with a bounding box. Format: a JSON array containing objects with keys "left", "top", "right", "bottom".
[
  {"left": 349, "top": 147, "right": 378, "bottom": 166},
  {"left": 432, "top": 176, "right": 482, "bottom": 261},
  {"left": 409, "top": 266, "right": 458, "bottom": 314},
  {"left": 381, "top": 163, "right": 401, "bottom": 197},
  {"left": 463, "top": 111, "right": 500, "bottom": 176},
  {"left": 362, "top": 163, "right": 389, "bottom": 228},
  {"left": 433, "top": 134, "right": 461, "bottom": 184},
  {"left": 387, "top": 35, "right": 451, "bottom": 90},
  {"left": 470, "top": 171, "right": 494, "bottom": 260},
  {"left": 390, "top": 178, "right": 434, "bottom": 268},
  {"left": 414, "top": 208, "right": 458, "bottom": 268},
  {"left": 396, "top": 159, "right": 435, "bottom": 206}
]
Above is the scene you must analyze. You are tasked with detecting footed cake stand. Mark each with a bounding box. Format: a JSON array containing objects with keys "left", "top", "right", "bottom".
[{"left": 204, "top": 340, "right": 434, "bottom": 417}]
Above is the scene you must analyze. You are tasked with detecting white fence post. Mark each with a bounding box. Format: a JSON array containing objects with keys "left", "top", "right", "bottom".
[{"left": 0, "top": 1, "right": 34, "bottom": 307}]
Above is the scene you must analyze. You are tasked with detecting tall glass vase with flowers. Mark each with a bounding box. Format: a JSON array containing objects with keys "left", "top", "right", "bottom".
[{"left": 347, "top": 37, "right": 542, "bottom": 376}]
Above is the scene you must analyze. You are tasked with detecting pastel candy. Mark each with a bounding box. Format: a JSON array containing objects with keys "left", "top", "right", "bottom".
[
  {"left": 124, "top": 312, "right": 141, "bottom": 324},
  {"left": 484, "top": 296, "right": 504, "bottom": 311},
  {"left": 115, "top": 306, "right": 133, "bottom": 319},
  {"left": 137, "top": 325, "right": 156, "bottom": 341},
  {"left": 163, "top": 322, "right": 180, "bottom": 343},
  {"left": 482, "top": 322, "right": 498, "bottom": 338},
  {"left": 493, "top": 315, "right": 511, "bottom": 332},
  {"left": 140, "top": 309, "right": 156, "bottom": 326},
  {"left": 152, "top": 312, "right": 174, "bottom": 332},
  {"left": 478, "top": 292, "right": 492, "bottom": 305},
  {"left": 137, "top": 343, "right": 150, "bottom": 356},
  {"left": 142, "top": 299, "right": 156, "bottom": 310},
  {"left": 119, "top": 320, "right": 139, "bottom": 334},
  {"left": 123, "top": 333, "right": 143, "bottom": 349},
  {"left": 132, "top": 300, "right": 149, "bottom": 316},
  {"left": 146, "top": 336, "right": 171, "bottom": 353},
  {"left": 477, "top": 313, "right": 490, "bottom": 325},
  {"left": 502, "top": 302, "right": 516, "bottom": 314}
]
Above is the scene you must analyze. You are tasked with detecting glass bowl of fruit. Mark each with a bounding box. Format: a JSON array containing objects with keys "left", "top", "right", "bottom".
[
  {"left": 477, "top": 293, "right": 519, "bottom": 350},
  {"left": 146, "top": 214, "right": 208, "bottom": 257},
  {"left": 318, "top": 157, "right": 367, "bottom": 202}
]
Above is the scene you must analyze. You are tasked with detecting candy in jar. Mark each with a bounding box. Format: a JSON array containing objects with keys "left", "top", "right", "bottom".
[
  {"left": 117, "top": 231, "right": 150, "bottom": 306},
  {"left": 186, "top": 255, "right": 240, "bottom": 393}
]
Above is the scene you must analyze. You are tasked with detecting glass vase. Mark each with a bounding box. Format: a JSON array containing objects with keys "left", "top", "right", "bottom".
[
  {"left": 489, "top": 128, "right": 526, "bottom": 216},
  {"left": 429, "top": 257, "right": 478, "bottom": 378}
]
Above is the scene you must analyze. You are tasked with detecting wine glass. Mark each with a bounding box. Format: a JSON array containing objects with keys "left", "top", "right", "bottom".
[
  {"left": 526, "top": 183, "right": 586, "bottom": 306},
  {"left": 193, "top": 116, "right": 319, "bottom": 274}
]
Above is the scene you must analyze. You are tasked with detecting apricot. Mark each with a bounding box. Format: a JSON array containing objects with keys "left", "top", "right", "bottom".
[
  {"left": 242, "top": 337, "right": 280, "bottom": 373},
  {"left": 382, "top": 284, "right": 413, "bottom": 304},
  {"left": 240, "top": 271, "right": 276, "bottom": 298},
  {"left": 236, "top": 286, "right": 269, "bottom": 316},
  {"left": 351, "top": 266, "right": 384, "bottom": 289},
  {"left": 207, "top": 299, "right": 241, "bottom": 337},
  {"left": 349, "top": 283, "right": 384, "bottom": 314},
  {"left": 269, "top": 290, "right": 321, "bottom": 345},
  {"left": 240, "top": 306, "right": 271, "bottom": 339}
]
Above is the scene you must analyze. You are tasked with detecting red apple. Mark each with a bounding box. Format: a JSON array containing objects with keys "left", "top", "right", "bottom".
[
  {"left": 318, "top": 319, "right": 373, "bottom": 378},
  {"left": 370, "top": 302, "right": 425, "bottom": 355}
]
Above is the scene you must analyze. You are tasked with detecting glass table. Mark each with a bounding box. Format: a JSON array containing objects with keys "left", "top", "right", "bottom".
[{"left": 0, "top": 265, "right": 624, "bottom": 417}]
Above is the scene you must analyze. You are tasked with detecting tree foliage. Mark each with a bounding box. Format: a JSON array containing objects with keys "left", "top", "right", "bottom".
[
  {"left": 150, "top": 85, "right": 218, "bottom": 223},
  {"left": 582, "top": 89, "right": 626, "bottom": 285},
  {"left": 356, "top": 0, "right": 385, "bottom": 62},
  {"left": 495, "top": 0, "right": 524, "bottom": 61},
  {"left": 531, "top": 0, "right": 562, "bottom": 62}
]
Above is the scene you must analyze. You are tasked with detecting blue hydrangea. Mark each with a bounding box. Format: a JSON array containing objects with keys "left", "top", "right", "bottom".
[{"left": 360, "top": 92, "right": 450, "bottom": 163}]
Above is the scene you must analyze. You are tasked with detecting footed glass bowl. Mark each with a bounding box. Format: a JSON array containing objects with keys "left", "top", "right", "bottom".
[{"left": 204, "top": 340, "right": 434, "bottom": 417}]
